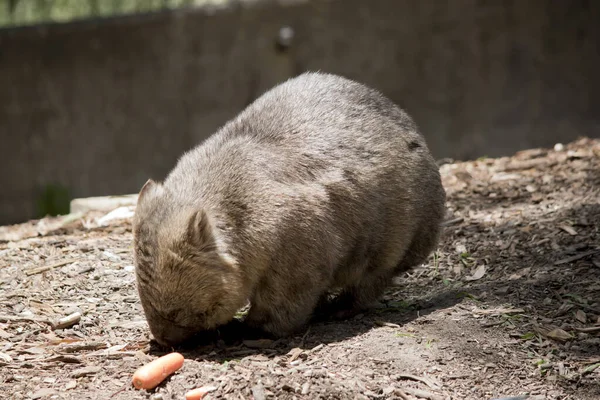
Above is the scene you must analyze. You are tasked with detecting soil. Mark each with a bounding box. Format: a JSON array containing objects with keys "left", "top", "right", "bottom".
[{"left": 1, "top": 137, "right": 599, "bottom": 400}]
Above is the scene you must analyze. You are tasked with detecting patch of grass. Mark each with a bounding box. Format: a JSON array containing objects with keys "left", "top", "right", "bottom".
[
  {"left": 520, "top": 332, "right": 537, "bottom": 341},
  {"left": 459, "top": 252, "right": 476, "bottom": 268},
  {"left": 36, "top": 183, "right": 71, "bottom": 219},
  {"left": 563, "top": 293, "right": 588, "bottom": 305},
  {"left": 456, "top": 292, "right": 480, "bottom": 301},
  {"left": 395, "top": 332, "right": 417, "bottom": 339},
  {"left": 431, "top": 251, "right": 451, "bottom": 285},
  {"left": 387, "top": 300, "right": 416, "bottom": 310},
  {"left": 220, "top": 359, "right": 240, "bottom": 370}
]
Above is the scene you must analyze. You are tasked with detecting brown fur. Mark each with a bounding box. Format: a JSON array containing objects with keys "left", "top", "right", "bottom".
[{"left": 133, "top": 72, "right": 446, "bottom": 346}]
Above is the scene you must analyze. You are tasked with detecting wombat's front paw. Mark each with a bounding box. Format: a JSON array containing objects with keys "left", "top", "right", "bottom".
[{"left": 313, "top": 293, "right": 363, "bottom": 321}]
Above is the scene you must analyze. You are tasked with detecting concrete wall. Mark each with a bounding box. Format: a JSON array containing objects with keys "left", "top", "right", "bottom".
[{"left": 1, "top": 0, "right": 599, "bottom": 225}]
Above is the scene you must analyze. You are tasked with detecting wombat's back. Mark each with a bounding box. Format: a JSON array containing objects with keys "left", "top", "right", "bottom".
[{"left": 167, "top": 71, "right": 444, "bottom": 281}]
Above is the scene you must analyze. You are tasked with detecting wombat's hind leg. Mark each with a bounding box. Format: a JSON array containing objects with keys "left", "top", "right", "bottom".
[
  {"left": 394, "top": 224, "right": 442, "bottom": 275},
  {"left": 245, "top": 285, "right": 324, "bottom": 338},
  {"left": 325, "top": 267, "right": 395, "bottom": 320}
]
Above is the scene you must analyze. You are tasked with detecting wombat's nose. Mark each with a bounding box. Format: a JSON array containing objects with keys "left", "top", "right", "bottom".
[{"left": 151, "top": 324, "right": 196, "bottom": 347}]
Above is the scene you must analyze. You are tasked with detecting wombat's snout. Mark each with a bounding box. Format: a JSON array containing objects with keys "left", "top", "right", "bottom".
[{"left": 149, "top": 322, "right": 197, "bottom": 347}]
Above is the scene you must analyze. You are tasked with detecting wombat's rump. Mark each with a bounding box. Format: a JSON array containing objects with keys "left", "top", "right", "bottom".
[{"left": 133, "top": 72, "right": 446, "bottom": 346}]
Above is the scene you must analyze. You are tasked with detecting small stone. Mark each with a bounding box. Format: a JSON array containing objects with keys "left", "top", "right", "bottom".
[
  {"left": 554, "top": 143, "right": 564, "bottom": 151},
  {"left": 382, "top": 386, "right": 395, "bottom": 395},
  {"left": 65, "top": 380, "right": 77, "bottom": 390},
  {"left": 301, "top": 382, "right": 310, "bottom": 395},
  {"left": 251, "top": 384, "right": 266, "bottom": 400}
]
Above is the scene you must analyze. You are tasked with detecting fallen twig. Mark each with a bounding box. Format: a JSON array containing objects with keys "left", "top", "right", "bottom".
[
  {"left": 41, "top": 355, "right": 82, "bottom": 364},
  {"left": 0, "top": 315, "right": 52, "bottom": 325},
  {"left": 554, "top": 249, "right": 600, "bottom": 265},
  {"left": 396, "top": 373, "right": 441, "bottom": 390},
  {"left": 574, "top": 326, "right": 600, "bottom": 334},
  {"left": 25, "top": 259, "right": 78, "bottom": 276},
  {"left": 58, "top": 341, "right": 108, "bottom": 353},
  {"left": 402, "top": 386, "right": 444, "bottom": 400},
  {"left": 300, "top": 326, "right": 311, "bottom": 348},
  {"left": 441, "top": 217, "right": 464, "bottom": 227},
  {"left": 472, "top": 307, "right": 525, "bottom": 316},
  {"left": 374, "top": 320, "right": 401, "bottom": 328}
]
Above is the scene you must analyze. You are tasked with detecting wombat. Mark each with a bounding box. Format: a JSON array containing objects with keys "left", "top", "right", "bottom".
[{"left": 133, "top": 72, "right": 446, "bottom": 347}]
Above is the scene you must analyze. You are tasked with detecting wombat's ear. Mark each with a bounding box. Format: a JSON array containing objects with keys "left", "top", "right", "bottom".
[
  {"left": 186, "top": 209, "right": 214, "bottom": 248},
  {"left": 137, "top": 179, "right": 163, "bottom": 206}
]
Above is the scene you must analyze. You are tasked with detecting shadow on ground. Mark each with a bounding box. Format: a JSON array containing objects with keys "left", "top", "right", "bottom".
[{"left": 145, "top": 200, "right": 599, "bottom": 374}]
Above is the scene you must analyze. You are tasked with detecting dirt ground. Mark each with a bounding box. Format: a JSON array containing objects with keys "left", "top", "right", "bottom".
[{"left": 1, "top": 137, "right": 599, "bottom": 400}]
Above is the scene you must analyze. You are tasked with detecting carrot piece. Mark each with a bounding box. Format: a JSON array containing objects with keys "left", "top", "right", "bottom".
[
  {"left": 185, "top": 386, "right": 217, "bottom": 400},
  {"left": 131, "top": 352, "right": 185, "bottom": 390}
]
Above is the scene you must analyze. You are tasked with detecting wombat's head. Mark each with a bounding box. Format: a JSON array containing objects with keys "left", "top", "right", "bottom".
[{"left": 132, "top": 179, "right": 245, "bottom": 347}]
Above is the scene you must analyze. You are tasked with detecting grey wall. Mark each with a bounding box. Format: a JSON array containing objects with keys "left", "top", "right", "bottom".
[{"left": 1, "top": 0, "right": 599, "bottom": 225}]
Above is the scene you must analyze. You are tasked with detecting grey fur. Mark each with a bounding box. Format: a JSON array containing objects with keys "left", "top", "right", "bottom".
[{"left": 133, "top": 72, "right": 446, "bottom": 346}]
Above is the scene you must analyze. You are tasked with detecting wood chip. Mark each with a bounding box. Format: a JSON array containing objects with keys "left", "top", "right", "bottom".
[
  {"left": 52, "top": 312, "right": 82, "bottom": 330},
  {"left": 70, "top": 365, "right": 102, "bottom": 378},
  {"left": 559, "top": 225, "right": 578, "bottom": 236},
  {"left": 287, "top": 347, "right": 304, "bottom": 362},
  {"left": 310, "top": 343, "right": 325, "bottom": 353},
  {"left": 575, "top": 310, "right": 587, "bottom": 324},
  {"left": 30, "top": 388, "right": 56, "bottom": 399},
  {"left": 393, "top": 388, "right": 411, "bottom": 400},
  {"left": 0, "top": 327, "right": 12, "bottom": 339}
]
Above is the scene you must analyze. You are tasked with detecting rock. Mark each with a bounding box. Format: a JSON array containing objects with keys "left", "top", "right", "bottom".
[{"left": 70, "top": 194, "right": 138, "bottom": 214}]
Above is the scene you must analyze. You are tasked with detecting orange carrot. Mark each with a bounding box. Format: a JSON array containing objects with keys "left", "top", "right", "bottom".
[
  {"left": 132, "top": 352, "right": 185, "bottom": 390},
  {"left": 185, "top": 386, "right": 217, "bottom": 400}
]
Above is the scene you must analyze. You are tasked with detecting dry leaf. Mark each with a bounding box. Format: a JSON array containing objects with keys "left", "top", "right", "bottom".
[
  {"left": 559, "top": 225, "right": 578, "bottom": 236},
  {"left": 545, "top": 328, "right": 573, "bottom": 342},
  {"left": 465, "top": 265, "right": 486, "bottom": 281},
  {"left": 575, "top": 310, "right": 587, "bottom": 324}
]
